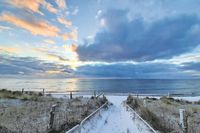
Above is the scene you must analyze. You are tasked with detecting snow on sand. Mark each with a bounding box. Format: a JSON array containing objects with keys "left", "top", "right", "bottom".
[{"left": 81, "top": 96, "right": 153, "bottom": 133}]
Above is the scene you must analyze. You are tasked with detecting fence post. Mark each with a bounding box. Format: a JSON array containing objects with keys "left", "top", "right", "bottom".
[
  {"left": 94, "top": 90, "right": 96, "bottom": 98},
  {"left": 70, "top": 91, "right": 73, "bottom": 99},
  {"left": 103, "top": 94, "right": 105, "bottom": 99},
  {"left": 42, "top": 88, "right": 45, "bottom": 96},
  {"left": 137, "top": 93, "right": 139, "bottom": 98},
  {"left": 168, "top": 92, "right": 170, "bottom": 98},
  {"left": 143, "top": 99, "right": 147, "bottom": 107},
  {"left": 179, "top": 109, "right": 188, "bottom": 133},
  {"left": 49, "top": 104, "right": 57, "bottom": 129}
]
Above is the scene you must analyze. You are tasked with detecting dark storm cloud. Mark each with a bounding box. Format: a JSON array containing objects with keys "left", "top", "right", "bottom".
[
  {"left": 0, "top": 55, "right": 73, "bottom": 75},
  {"left": 77, "top": 9, "right": 200, "bottom": 62},
  {"left": 76, "top": 63, "right": 193, "bottom": 78},
  {"left": 182, "top": 62, "right": 200, "bottom": 71}
]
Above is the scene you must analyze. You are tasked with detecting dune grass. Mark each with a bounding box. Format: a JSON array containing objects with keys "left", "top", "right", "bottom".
[
  {"left": 127, "top": 95, "right": 200, "bottom": 133},
  {"left": 127, "top": 95, "right": 170, "bottom": 133},
  {"left": 0, "top": 89, "right": 45, "bottom": 101},
  {"left": 0, "top": 89, "right": 108, "bottom": 133}
]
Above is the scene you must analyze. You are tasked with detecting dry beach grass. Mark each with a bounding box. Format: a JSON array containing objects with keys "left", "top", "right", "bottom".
[
  {"left": 126, "top": 95, "right": 200, "bottom": 133},
  {"left": 0, "top": 89, "right": 107, "bottom": 133}
]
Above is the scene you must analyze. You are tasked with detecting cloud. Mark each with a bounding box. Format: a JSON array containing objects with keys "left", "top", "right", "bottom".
[
  {"left": 62, "top": 33, "right": 69, "bottom": 41},
  {"left": 32, "top": 46, "right": 79, "bottom": 69},
  {"left": 47, "top": 53, "right": 69, "bottom": 62},
  {"left": 7, "top": 0, "right": 44, "bottom": 15},
  {"left": 57, "top": 17, "right": 72, "bottom": 27},
  {"left": 32, "top": 47, "right": 67, "bottom": 63},
  {"left": 0, "top": 12, "right": 60, "bottom": 37},
  {"left": 69, "top": 29, "right": 78, "bottom": 41},
  {"left": 7, "top": 0, "right": 58, "bottom": 14},
  {"left": 56, "top": 0, "right": 66, "bottom": 9},
  {"left": 0, "top": 46, "right": 21, "bottom": 54},
  {"left": 95, "top": 10, "right": 103, "bottom": 19},
  {"left": 45, "top": 70, "right": 62, "bottom": 74},
  {"left": 62, "top": 44, "right": 79, "bottom": 69},
  {"left": 76, "top": 62, "right": 195, "bottom": 78},
  {"left": 44, "top": 39, "right": 55, "bottom": 44},
  {"left": 43, "top": 1, "right": 57, "bottom": 14},
  {"left": 63, "top": 44, "right": 77, "bottom": 52},
  {"left": 62, "top": 29, "right": 78, "bottom": 41},
  {"left": 182, "top": 62, "right": 200, "bottom": 71},
  {"left": 0, "top": 25, "right": 11, "bottom": 30},
  {"left": 0, "top": 55, "right": 73, "bottom": 77},
  {"left": 71, "top": 6, "right": 79, "bottom": 15},
  {"left": 78, "top": 9, "right": 200, "bottom": 62}
]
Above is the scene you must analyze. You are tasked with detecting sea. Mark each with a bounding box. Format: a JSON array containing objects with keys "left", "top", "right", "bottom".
[{"left": 0, "top": 78, "right": 200, "bottom": 96}]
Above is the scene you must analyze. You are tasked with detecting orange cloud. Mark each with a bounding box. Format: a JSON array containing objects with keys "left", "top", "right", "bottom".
[
  {"left": 43, "top": 1, "right": 57, "bottom": 14},
  {"left": 57, "top": 17, "right": 72, "bottom": 27},
  {"left": 69, "top": 29, "right": 78, "bottom": 41},
  {"left": 62, "top": 30, "right": 78, "bottom": 41},
  {"left": 56, "top": 0, "right": 66, "bottom": 9},
  {"left": 8, "top": 0, "right": 44, "bottom": 15},
  {"left": 0, "top": 46, "right": 21, "bottom": 54},
  {"left": 8, "top": 0, "right": 59, "bottom": 14},
  {"left": 62, "top": 33, "right": 69, "bottom": 41},
  {"left": 33, "top": 47, "right": 47, "bottom": 53},
  {"left": 0, "top": 12, "right": 60, "bottom": 37},
  {"left": 71, "top": 44, "right": 77, "bottom": 52},
  {"left": 63, "top": 44, "right": 77, "bottom": 52},
  {"left": 46, "top": 70, "right": 62, "bottom": 74}
]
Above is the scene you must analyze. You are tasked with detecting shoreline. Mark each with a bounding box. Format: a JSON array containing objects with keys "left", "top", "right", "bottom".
[
  {"left": 49, "top": 92, "right": 200, "bottom": 102},
  {"left": 1, "top": 88, "right": 200, "bottom": 101},
  {"left": 48, "top": 91, "right": 200, "bottom": 96},
  {"left": 2, "top": 87, "right": 200, "bottom": 97},
  {"left": 49, "top": 91, "right": 200, "bottom": 98}
]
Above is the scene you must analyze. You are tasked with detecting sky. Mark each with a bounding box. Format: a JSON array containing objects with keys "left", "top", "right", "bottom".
[{"left": 0, "top": 0, "right": 200, "bottom": 79}]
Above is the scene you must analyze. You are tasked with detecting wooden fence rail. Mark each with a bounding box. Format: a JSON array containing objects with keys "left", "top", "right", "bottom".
[
  {"left": 66, "top": 95, "right": 108, "bottom": 133},
  {"left": 125, "top": 103, "right": 157, "bottom": 133}
]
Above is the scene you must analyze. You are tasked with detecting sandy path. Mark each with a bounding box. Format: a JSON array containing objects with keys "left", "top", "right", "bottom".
[{"left": 81, "top": 96, "right": 152, "bottom": 133}]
